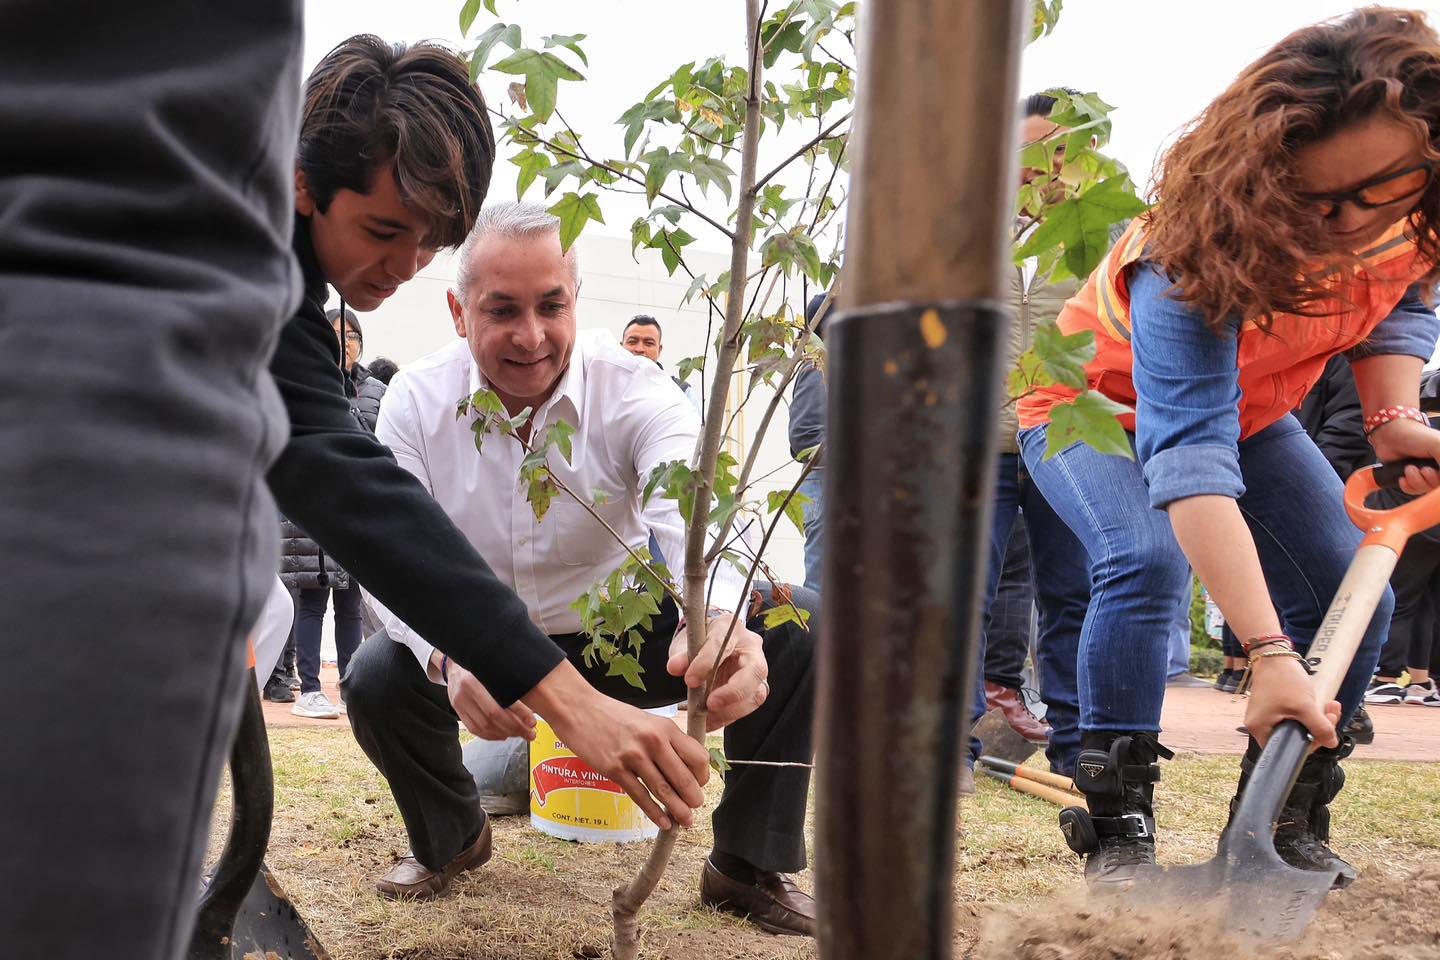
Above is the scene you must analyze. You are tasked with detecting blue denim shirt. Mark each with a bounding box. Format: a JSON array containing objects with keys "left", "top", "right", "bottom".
[{"left": 1129, "top": 261, "right": 1440, "bottom": 509}]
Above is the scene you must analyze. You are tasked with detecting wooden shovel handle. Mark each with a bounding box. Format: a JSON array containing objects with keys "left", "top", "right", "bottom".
[
  {"left": 1012, "top": 766, "right": 1078, "bottom": 794},
  {"left": 1308, "top": 466, "right": 1440, "bottom": 705},
  {"left": 981, "top": 767, "right": 1086, "bottom": 809}
]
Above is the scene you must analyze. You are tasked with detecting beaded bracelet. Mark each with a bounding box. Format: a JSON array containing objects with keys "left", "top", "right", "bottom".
[
  {"left": 1363, "top": 405, "right": 1426, "bottom": 437},
  {"left": 440, "top": 654, "right": 450, "bottom": 682},
  {"left": 1245, "top": 638, "right": 1292, "bottom": 657}
]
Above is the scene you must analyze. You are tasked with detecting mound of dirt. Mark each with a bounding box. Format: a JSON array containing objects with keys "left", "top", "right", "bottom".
[{"left": 974, "top": 866, "right": 1440, "bottom": 960}]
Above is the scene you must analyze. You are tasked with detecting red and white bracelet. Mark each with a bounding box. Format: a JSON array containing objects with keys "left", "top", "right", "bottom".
[{"left": 1363, "top": 405, "right": 1427, "bottom": 436}]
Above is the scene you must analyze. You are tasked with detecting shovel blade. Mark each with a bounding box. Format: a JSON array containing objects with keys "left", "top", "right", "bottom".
[
  {"left": 1130, "top": 722, "right": 1337, "bottom": 945},
  {"left": 1147, "top": 842, "right": 1336, "bottom": 944},
  {"left": 224, "top": 864, "right": 331, "bottom": 960}
]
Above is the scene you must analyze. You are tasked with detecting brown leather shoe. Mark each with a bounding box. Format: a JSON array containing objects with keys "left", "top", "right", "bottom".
[
  {"left": 700, "top": 857, "right": 816, "bottom": 937},
  {"left": 984, "top": 682, "right": 1050, "bottom": 744},
  {"left": 375, "top": 817, "right": 492, "bottom": 900}
]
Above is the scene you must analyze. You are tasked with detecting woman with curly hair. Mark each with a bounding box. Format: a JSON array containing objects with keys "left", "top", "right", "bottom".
[{"left": 1016, "top": 6, "right": 1440, "bottom": 888}]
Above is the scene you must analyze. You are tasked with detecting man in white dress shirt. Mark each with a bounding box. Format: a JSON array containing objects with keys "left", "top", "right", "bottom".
[{"left": 343, "top": 202, "right": 817, "bottom": 936}]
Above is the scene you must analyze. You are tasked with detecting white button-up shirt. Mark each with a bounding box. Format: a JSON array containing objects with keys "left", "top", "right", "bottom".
[{"left": 372, "top": 329, "right": 746, "bottom": 676}]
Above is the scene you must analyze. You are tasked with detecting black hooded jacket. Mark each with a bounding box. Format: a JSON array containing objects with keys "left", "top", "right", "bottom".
[{"left": 265, "top": 220, "right": 564, "bottom": 705}]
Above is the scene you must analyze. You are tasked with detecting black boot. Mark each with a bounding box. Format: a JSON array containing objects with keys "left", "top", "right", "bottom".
[
  {"left": 1229, "top": 735, "right": 1357, "bottom": 889},
  {"left": 1058, "top": 732, "right": 1174, "bottom": 890},
  {"left": 1343, "top": 706, "right": 1374, "bottom": 746}
]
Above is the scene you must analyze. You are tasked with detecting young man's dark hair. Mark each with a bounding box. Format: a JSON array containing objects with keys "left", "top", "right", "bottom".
[
  {"left": 624, "top": 314, "right": 661, "bottom": 335},
  {"left": 298, "top": 36, "right": 494, "bottom": 249}
]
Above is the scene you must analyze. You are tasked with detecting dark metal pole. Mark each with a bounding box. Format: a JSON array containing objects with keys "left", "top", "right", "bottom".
[{"left": 814, "top": 3, "right": 1027, "bottom": 958}]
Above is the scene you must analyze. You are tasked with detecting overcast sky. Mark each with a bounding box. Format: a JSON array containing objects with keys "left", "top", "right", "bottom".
[{"left": 303, "top": 1, "right": 1440, "bottom": 243}]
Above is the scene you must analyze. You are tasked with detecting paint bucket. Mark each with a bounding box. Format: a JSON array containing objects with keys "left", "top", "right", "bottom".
[{"left": 529, "top": 708, "right": 674, "bottom": 843}]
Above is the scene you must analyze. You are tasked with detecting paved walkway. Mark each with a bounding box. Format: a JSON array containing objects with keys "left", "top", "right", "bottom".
[{"left": 264, "top": 665, "right": 1440, "bottom": 761}]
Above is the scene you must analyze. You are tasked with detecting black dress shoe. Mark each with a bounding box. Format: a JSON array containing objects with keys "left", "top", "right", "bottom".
[{"left": 700, "top": 857, "right": 816, "bottom": 937}]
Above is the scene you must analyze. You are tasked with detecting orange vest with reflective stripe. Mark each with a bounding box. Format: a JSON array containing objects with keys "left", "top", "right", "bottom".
[{"left": 1017, "top": 218, "right": 1428, "bottom": 439}]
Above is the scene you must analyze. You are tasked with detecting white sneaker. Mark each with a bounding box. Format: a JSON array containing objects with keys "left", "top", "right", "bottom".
[
  {"left": 1404, "top": 680, "right": 1438, "bottom": 705},
  {"left": 1365, "top": 680, "right": 1406, "bottom": 704},
  {"left": 291, "top": 691, "right": 341, "bottom": 719}
]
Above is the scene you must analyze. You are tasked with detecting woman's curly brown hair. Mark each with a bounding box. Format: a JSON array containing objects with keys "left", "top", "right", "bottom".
[{"left": 1146, "top": 6, "right": 1440, "bottom": 333}]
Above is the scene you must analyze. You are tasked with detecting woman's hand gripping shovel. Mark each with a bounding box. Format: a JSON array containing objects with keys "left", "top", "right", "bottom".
[
  {"left": 1136, "top": 461, "right": 1440, "bottom": 945},
  {"left": 187, "top": 641, "right": 330, "bottom": 960}
]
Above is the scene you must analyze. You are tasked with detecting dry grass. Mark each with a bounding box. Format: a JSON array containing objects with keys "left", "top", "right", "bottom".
[{"left": 209, "top": 727, "right": 1440, "bottom": 960}]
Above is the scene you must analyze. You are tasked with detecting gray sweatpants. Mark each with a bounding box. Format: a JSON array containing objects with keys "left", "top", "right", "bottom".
[{"left": 0, "top": 3, "right": 301, "bottom": 958}]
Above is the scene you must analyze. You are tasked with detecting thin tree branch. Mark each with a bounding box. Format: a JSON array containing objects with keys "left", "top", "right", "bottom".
[
  {"left": 752, "top": 109, "right": 852, "bottom": 192},
  {"left": 816, "top": 39, "right": 853, "bottom": 72},
  {"left": 707, "top": 286, "right": 835, "bottom": 562},
  {"left": 697, "top": 452, "right": 819, "bottom": 709},
  {"left": 494, "top": 105, "right": 737, "bottom": 240}
]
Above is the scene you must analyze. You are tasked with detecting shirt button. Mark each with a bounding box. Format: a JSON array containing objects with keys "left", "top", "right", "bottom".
[{"left": 517, "top": 537, "right": 528, "bottom": 546}]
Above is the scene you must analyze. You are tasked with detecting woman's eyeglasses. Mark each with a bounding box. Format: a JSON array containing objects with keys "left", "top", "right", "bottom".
[{"left": 1301, "top": 160, "right": 1436, "bottom": 219}]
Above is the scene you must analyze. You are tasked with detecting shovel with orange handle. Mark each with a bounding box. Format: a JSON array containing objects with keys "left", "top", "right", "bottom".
[{"left": 1136, "top": 460, "right": 1440, "bottom": 945}]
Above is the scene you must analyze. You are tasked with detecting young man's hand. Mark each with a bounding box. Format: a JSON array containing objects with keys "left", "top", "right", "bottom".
[
  {"left": 667, "top": 613, "right": 769, "bottom": 730},
  {"left": 524, "top": 661, "right": 710, "bottom": 830},
  {"left": 439, "top": 655, "right": 538, "bottom": 742}
]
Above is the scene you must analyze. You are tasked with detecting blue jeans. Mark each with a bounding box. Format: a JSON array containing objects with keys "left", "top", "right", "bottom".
[
  {"left": 798, "top": 470, "right": 825, "bottom": 592},
  {"left": 1020, "top": 415, "right": 1389, "bottom": 735},
  {"left": 968, "top": 453, "right": 1088, "bottom": 774}
]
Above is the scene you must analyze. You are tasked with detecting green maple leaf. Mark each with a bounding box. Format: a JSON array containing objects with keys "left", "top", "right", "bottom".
[
  {"left": 656, "top": 228, "right": 695, "bottom": 276},
  {"left": 542, "top": 33, "right": 589, "bottom": 68},
  {"left": 548, "top": 193, "right": 604, "bottom": 252},
  {"left": 1044, "top": 391, "right": 1134, "bottom": 460},
  {"left": 1026, "top": 323, "right": 1095, "bottom": 392},
  {"left": 468, "top": 22, "right": 520, "bottom": 80},
  {"left": 766, "top": 488, "right": 811, "bottom": 536},
  {"left": 689, "top": 155, "right": 735, "bottom": 202},
  {"left": 708, "top": 746, "right": 732, "bottom": 774},
  {"left": 763, "top": 603, "right": 811, "bottom": 630},
  {"left": 1015, "top": 176, "right": 1149, "bottom": 282},
  {"left": 510, "top": 148, "right": 551, "bottom": 199},
  {"left": 459, "top": 0, "right": 482, "bottom": 36},
  {"left": 545, "top": 418, "right": 577, "bottom": 463},
  {"left": 606, "top": 653, "right": 647, "bottom": 691},
  {"left": 491, "top": 48, "right": 584, "bottom": 123}
]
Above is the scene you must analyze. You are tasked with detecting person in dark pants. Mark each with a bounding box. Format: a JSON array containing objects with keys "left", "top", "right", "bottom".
[
  {"left": 293, "top": 585, "right": 362, "bottom": 716},
  {"left": 348, "top": 202, "right": 815, "bottom": 936},
  {"left": 0, "top": 4, "right": 302, "bottom": 958},
  {"left": 964, "top": 91, "right": 1094, "bottom": 783},
  {"left": 787, "top": 294, "right": 829, "bottom": 593}
]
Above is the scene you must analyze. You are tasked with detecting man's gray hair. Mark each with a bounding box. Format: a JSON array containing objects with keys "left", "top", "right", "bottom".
[{"left": 454, "top": 200, "right": 580, "bottom": 296}]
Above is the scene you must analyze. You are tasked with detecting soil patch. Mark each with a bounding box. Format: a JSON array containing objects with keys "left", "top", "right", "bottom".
[{"left": 975, "top": 866, "right": 1440, "bottom": 960}]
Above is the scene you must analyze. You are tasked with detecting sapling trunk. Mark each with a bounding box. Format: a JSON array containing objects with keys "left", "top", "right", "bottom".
[{"left": 609, "top": 2, "right": 764, "bottom": 957}]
